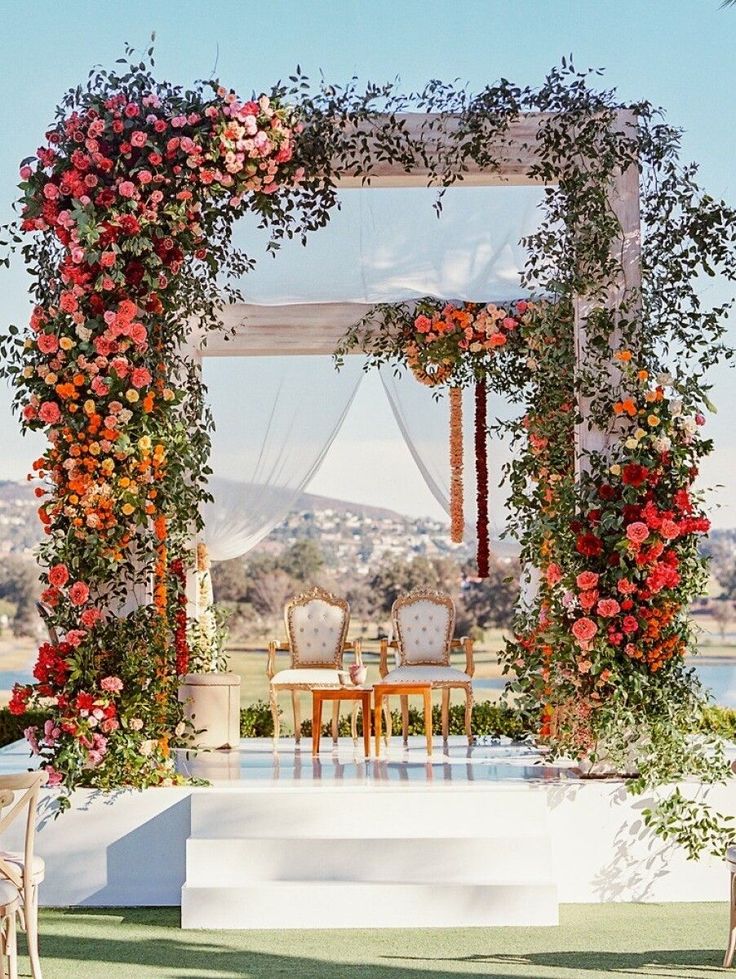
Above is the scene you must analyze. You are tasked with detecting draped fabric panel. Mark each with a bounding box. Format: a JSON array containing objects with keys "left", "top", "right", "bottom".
[{"left": 201, "top": 355, "right": 365, "bottom": 562}]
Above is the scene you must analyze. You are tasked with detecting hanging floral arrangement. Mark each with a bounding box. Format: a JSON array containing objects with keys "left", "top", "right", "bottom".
[{"left": 337, "top": 298, "right": 532, "bottom": 575}]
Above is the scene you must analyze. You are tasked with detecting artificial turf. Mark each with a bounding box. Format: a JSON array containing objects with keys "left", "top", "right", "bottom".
[{"left": 16, "top": 902, "right": 732, "bottom": 978}]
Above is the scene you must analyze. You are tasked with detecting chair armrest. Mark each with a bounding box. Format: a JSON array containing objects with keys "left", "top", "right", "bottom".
[
  {"left": 267, "top": 641, "right": 277, "bottom": 680},
  {"left": 379, "top": 639, "right": 398, "bottom": 678},
  {"left": 267, "top": 641, "right": 289, "bottom": 680},
  {"left": 463, "top": 636, "right": 475, "bottom": 678}
]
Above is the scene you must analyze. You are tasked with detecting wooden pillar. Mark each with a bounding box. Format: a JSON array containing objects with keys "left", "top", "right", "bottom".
[{"left": 573, "top": 109, "right": 641, "bottom": 476}]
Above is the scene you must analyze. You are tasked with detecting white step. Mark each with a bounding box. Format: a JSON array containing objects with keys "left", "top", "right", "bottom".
[
  {"left": 189, "top": 787, "right": 550, "bottom": 839},
  {"left": 181, "top": 880, "right": 559, "bottom": 929},
  {"left": 186, "top": 835, "right": 552, "bottom": 885}
]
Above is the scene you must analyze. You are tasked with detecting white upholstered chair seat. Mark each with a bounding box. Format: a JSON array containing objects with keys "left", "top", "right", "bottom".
[
  {"left": 381, "top": 665, "right": 471, "bottom": 685},
  {"left": 0, "top": 851, "right": 45, "bottom": 883},
  {"left": 271, "top": 668, "right": 342, "bottom": 687}
]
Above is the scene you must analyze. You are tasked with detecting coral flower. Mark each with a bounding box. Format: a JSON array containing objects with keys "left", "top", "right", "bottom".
[
  {"left": 48, "top": 564, "right": 69, "bottom": 588},
  {"left": 68, "top": 581, "right": 90, "bottom": 606},
  {"left": 626, "top": 522, "right": 650, "bottom": 545},
  {"left": 576, "top": 571, "right": 599, "bottom": 590},
  {"left": 572, "top": 617, "right": 598, "bottom": 645}
]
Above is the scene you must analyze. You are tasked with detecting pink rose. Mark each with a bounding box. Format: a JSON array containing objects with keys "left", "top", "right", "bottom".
[
  {"left": 571, "top": 617, "right": 598, "bottom": 645},
  {"left": 68, "top": 581, "right": 90, "bottom": 606},
  {"left": 130, "top": 130, "right": 148, "bottom": 148},
  {"left": 100, "top": 676, "right": 123, "bottom": 693},
  {"left": 38, "top": 401, "right": 61, "bottom": 425},
  {"left": 19, "top": 165, "right": 32, "bottom": 180},
  {"left": 545, "top": 563, "right": 562, "bottom": 587},
  {"left": 579, "top": 590, "right": 599, "bottom": 611},
  {"left": 622, "top": 615, "right": 639, "bottom": 634},
  {"left": 37, "top": 333, "right": 59, "bottom": 354},
  {"left": 48, "top": 563, "right": 69, "bottom": 588},
  {"left": 65, "top": 629, "right": 87, "bottom": 648},
  {"left": 43, "top": 182, "right": 59, "bottom": 200},
  {"left": 626, "top": 522, "right": 650, "bottom": 545},
  {"left": 660, "top": 519, "right": 680, "bottom": 540},
  {"left": 80, "top": 607, "right": 102, "bottom": 628},
  {"left": 118, "top": 181, "right": 136, "bottom": 198},
  {"left": 130, "top": 367, "right": 152, "bottom": 388},
  {"left": 100, "top": 251, "right": 117, "bottom": 268},
  {"left": 576, "top": 571, "right": 599, "bottom": 590},
  {"left": 597, "top": 598, "right": 621, "bottom": 617}
]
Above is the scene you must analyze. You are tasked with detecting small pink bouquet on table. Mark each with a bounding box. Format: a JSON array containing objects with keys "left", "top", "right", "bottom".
[{"left": 349, "top": 663, "right": 368, "bottom": 686}]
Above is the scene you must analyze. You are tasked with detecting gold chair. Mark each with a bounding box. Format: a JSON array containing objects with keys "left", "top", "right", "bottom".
[
  {"left": 0, "top": 771, "right": 48, "bottom": 979},
  {"left": 379, "top": 589, "right": 474, "bottom": 745},
  {"left": 268, "top": 586, "right": 361, "bottom": 746}
]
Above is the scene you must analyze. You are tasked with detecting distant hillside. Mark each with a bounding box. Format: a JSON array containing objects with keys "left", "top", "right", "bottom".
[{"left": 291, "top": 491, "right": 404, "bottom": 523}]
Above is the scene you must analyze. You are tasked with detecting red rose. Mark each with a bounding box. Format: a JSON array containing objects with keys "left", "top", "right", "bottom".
[
  {"left": 622, "top": 464, "right": 649, "bottom": 487},
  {"left": 576, "top": 533, "right": 602, "bottom": 558}
]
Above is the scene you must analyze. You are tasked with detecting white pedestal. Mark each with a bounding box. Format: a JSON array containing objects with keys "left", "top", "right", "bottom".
[{"left": 178, "top": 673, "right": 241, "bottom": 749}]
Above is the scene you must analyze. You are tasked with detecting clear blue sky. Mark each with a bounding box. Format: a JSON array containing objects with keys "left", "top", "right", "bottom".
[{"left": 1, "top": 0, "right": 735, "bottom": 525}]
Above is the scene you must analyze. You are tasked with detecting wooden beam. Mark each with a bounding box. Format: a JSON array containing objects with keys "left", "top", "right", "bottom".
[
  {"left": 333, "top": 112, "right": 551, "bottom": 189},
  {"left": 194, "top": 302, "right": 376, "bottom": 356}
]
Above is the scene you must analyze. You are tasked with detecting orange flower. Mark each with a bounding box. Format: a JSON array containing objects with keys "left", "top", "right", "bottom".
[{"left": 615, "top": 350, "right": 633, "bottom": 362}]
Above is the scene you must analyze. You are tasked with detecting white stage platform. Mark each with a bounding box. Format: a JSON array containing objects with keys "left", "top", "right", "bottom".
[{"left": 0, "top": 736, "right": 733, "bottom": 928}]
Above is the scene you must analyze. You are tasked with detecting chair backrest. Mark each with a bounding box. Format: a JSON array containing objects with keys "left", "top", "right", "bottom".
[
  {"left": 0, "top": 771, "right": 47, "bottom": 893},
  {"left": 285, "top": 586, "right": 350, "bottom": 670},
  {"left": 392, "top": 590, "right": 455, "bottom": 667}
]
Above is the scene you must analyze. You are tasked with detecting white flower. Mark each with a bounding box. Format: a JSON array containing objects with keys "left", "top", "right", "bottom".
[
  {"left": 140, "top": 740, "right": 156, "bottom": 757},
  {"left": 656, "top": 371, "right": 673, "bottom": 386},
  {"left": 625, "top": 437, "right": 639, "bottom": 449},
  {"left": 76, "top": 325, "right": 92, "bottom": 342},
  {"left": 680, "top": 416, "right": 697, "bottom": 437},
  {"left": 669, "top": 398, "right": 683, "bottom": 418},
  {"left": 129, "top": 718, "right": 144, "bottom": 731},
  {"left": 526, "top": 357, "right": 539, "bottom": 371},
  {"left": 652, "top": 435, "right": 672, "bottom": 453},
  {"left": 175, "top": 722, "right": 186, "bottom": 738}
]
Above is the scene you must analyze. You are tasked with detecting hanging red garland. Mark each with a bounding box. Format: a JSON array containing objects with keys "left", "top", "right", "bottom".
[
  {"left": 475, "top": 380, "right": 490, "bottom": 578},
  {"left": 449, "top": 386, "right": 464, "bottom": 542},
  {"left": 171, "top": 558, "right": 189, "bottom": 677}
]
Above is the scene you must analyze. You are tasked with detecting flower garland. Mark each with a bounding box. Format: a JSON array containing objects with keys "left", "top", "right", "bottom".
[
  {"left": 474, "top": 380, "right": 490, "bottom": 578},
  {"left": 338, "top": 299, "right": 530, "bottom": 574},
  {"left": 448, "top": 387, "right": 464, "bottom": 542}
]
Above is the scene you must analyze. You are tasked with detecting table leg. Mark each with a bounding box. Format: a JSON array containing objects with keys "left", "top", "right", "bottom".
[
  {"left": 424, "top": 689, "right": 432, "bottom": 756},
  {"left": 312, "top": 694, "right": 322, "bottom": 755},
  {"left": 362, "top": 692, "right": 371, "bottom": 757},
  {"left": 374, "top": 693, "right": 382, "bottom": 758}
]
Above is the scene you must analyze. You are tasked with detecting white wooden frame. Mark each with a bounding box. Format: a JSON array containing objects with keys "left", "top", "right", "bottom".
[{"left": 187, "top": 110, "right": 641, "bottom": 603}]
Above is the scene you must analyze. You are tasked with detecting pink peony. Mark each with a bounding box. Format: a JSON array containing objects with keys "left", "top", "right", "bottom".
[
  {"left": 572, "top": 617, "right": 598, "bottom": 645},
  {"left": 48, "top": 563, "right": 69, "bottom": 588},
  {"left": 597, "top": 598, "right": 621, "bottom": 617},
  {"left": 626, "top": 522, "right": 650, "bottom": 545},
  {"left": 576, "top": 571, "right": 599, "bottom": 591},
  {"left": 100, "top": 676, "right": 123, "bottom": 693},
  {"left": 68, "top": 581, "right": 90, "bottom": 606}
]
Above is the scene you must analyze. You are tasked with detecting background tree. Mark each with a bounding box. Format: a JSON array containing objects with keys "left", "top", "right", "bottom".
[{"left": 0, "top": 555, "right": 40, "bottom": 637}]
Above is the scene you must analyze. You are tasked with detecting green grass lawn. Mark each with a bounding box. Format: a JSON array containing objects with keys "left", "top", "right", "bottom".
[{"left": 22, "top": 903, "right": 732, "bottom": 978}]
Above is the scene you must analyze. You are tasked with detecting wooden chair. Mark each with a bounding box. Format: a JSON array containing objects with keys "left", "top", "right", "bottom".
[
  {"left": 0, "top": 772, "right": 48, "bottom": 979},
  {"left": 379, "top": 589, "right": 474, "bottom": 745},
  {"left": 267, "top": 586, "right": 361, "bottom": 746}
]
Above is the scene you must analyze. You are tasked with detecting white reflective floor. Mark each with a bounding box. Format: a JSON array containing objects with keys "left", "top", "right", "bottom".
[{"left": 173, "top": 735, "right": 581, "bottom": 787}]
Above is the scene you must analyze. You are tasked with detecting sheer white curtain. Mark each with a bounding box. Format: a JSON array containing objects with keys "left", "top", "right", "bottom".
[{"left": 201, "top": 354, "right": 364, "bottom": 562}]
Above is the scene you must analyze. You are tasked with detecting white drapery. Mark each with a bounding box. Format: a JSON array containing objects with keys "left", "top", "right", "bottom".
[
  {"left": 201, "top": 354, "right": 365, "bottom": 562},
  {"left": 201, "top": 185, "right": 545, "bottom": 561}
]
